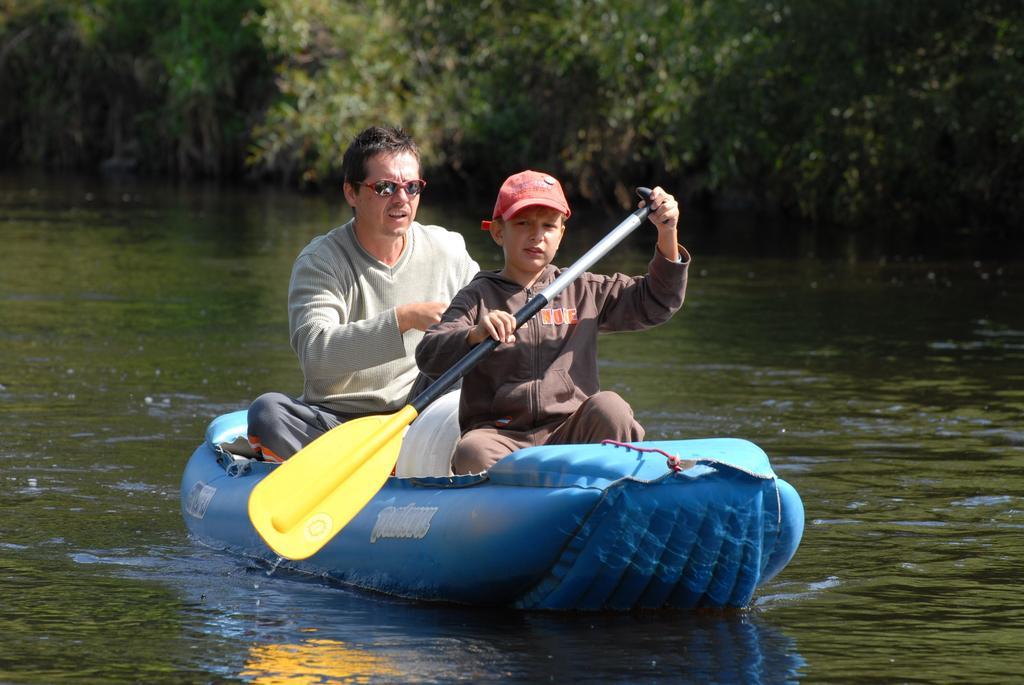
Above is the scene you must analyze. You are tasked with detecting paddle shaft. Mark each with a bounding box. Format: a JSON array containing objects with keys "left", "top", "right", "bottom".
[{"left": 412, "top": 187, "right": 654, "bottom": 413}]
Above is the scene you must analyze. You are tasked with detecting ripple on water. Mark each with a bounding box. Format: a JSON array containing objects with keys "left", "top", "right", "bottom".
[
  {"left": 974, "top": 327, "right": 1024, "bottom": 338},
  {"left": 110, "top": 480, "right": 154, "bottom": 492},
  {"left": 754, "top": 575, "right": 842, "bottom": 606},
  {"left": 950, "top": 495, "right": 1014, "bottom": 508},
  {"left": 889, "top": 520, "right": 948, "bottom": 528},
  {"left": 972, "top": 428, "right": 1024, "bottom": 445},
  {"left": 102, "top": 435, "right": 167, "bottom": 444},
  {"left": 70, "top": 551, "right": 169, "bottom": 568}
]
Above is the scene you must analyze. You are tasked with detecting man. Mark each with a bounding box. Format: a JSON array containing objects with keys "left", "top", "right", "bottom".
[{"left": 248, "top": 126, "right": 479, "bottom": 461}]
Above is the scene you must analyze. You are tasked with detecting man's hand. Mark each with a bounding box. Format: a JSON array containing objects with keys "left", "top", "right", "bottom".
[
  {"left": 467, "top": 310, "right": 517, "bottom": 346},
  {"left": 397, "top": 301, "right": 448, "bottom": 332}
]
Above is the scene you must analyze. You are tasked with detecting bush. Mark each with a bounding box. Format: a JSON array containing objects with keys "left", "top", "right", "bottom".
[
  {"left": 0, "top": 0, "right": 270, "bottom": 176},
  {"left": 3, "top": 0, "right": 1021, "bottom": 234}
]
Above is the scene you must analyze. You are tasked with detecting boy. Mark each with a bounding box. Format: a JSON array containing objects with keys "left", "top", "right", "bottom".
[{"left": 415, "top": 170, "right": 688, "bottom": 474}]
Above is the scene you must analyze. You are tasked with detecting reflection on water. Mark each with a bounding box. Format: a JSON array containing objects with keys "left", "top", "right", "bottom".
[
  {"left": 171, "top": 548, "right": 807, "bottom": 684},
  {"left": 50, "top": 541, "right": 806, "bottom": 683},
  {"left": 130, "top": 540, "right": 805, "bottom": 684},
  {"left": 241, "top": 639, "right": 402, "bottom": 684},
  {"left": 2, "top": 174, "right": 1022, "bottom": 683}
]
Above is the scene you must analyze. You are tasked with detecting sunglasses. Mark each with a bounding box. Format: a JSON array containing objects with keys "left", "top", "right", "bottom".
[{"left": 361, "top": 179, "right": 427, "bottom": 198}]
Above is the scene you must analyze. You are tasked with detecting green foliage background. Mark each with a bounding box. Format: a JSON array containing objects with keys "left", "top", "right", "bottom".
[{"left": 2, "top": 0, "right": 1022, "bottom": 235}]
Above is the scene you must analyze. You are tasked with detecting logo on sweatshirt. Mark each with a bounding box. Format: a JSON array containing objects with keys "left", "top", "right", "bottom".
[{"left": 540, "top": 307, "right": 578, "bottom": 326}]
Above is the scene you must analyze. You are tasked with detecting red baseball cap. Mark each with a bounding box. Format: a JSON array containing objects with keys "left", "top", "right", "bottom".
[{"left": 481, "top": 170, "right": 571, "bottom": 230}]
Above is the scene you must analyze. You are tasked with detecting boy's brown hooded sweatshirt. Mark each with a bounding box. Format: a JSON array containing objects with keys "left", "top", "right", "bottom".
[{"left": 415, "top": 248, "right": 689, "bottom": 434}]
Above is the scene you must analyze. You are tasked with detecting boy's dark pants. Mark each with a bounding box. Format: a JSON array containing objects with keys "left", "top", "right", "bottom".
[{"left": 452, "top": 391, "right": 644, "bottom": 475}]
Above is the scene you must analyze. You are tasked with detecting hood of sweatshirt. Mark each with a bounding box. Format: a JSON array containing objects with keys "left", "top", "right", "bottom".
[{"left": 467, "top": 264, "right": 560, "bottom": 294}]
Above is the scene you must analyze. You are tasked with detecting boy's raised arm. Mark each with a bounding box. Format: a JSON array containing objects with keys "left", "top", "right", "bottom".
[{"left": 644, "top": 186, "right": 682, "bottom": 262}]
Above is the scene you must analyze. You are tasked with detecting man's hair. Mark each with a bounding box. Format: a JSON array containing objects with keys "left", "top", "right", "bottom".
[{"left": 341, "top": 126, "right": 421, "bottom": 188}]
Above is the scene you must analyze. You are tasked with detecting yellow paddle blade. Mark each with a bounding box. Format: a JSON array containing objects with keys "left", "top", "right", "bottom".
[{"left": 248, "top": 405, "right": 418, "bottom": 560}]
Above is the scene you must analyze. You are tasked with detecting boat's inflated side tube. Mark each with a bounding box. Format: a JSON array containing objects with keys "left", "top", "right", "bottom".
[
  {"left": 184, "top": 412, "right": 804, "bottom": 610},
  {"left": 487, "top": 438, "right": 776, "bottom": 488}
]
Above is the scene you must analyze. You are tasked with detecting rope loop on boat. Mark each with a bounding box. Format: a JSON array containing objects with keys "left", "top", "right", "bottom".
[
  {"left": 602, "top": 440, "right": 784, "bottom": 524},
  {"left": 600, "top": 439, "right": 693, "bottom": 472},
  {"left": 226, "top": 459, "right": 252, "bottom": 478},
  {"left": 217, "top": 445, "right": 253, "bottom": 477}
]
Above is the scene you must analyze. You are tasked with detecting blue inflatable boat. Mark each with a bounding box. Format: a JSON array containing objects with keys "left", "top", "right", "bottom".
[{"left": 181, "top": 398, "right": 803, "bottom": 610}]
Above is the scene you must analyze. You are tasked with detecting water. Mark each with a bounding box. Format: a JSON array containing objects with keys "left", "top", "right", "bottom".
[{"left": 1, "top": 173, "right": 1022, "bottom": 683}]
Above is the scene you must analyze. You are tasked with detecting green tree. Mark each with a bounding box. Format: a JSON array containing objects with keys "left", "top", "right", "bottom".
[
  {"left": 3, "top": 0, "right": 1021, "bottom": 235},
  {"left": 0, "top": 0, "right": 269, "bottom": 176},
  {"left": 247, "top": 0, "right": 429, "bottom": 186}
]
